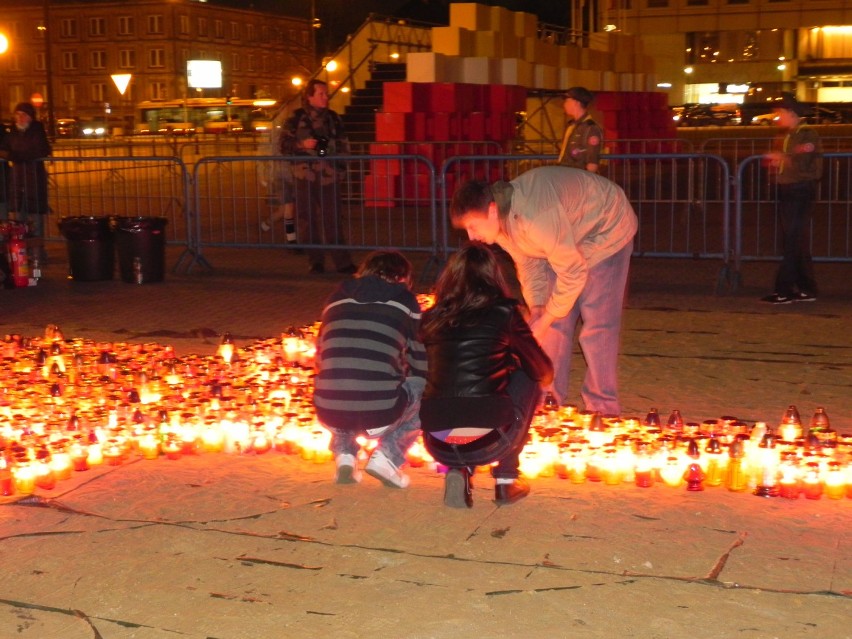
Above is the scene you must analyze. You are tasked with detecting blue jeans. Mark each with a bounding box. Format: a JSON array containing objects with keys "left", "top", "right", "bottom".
[
  {"left": 326, "top": 377, "right": 425, "bottom": 468},
  {"left": 540, "top": 242, "right": 632, "bottom": 415}
]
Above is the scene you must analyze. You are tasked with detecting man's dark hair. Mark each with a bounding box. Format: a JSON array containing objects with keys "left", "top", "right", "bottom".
[
  {"left": 358, "top": 250, "right": 413, "bottom": 286},
  {"left": 449, "top": 180, "right": 493, "bottom": 222},
  {"left": 305, "top": 79, "right": 328, "bottom": 99}
]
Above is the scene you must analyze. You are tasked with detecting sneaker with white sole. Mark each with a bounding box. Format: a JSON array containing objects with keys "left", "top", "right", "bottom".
[
  {"left": 793, "top": 291, "right": 816, "bottom": 302},
  {"left": 760, "top": 293, "right": 793, "bottom": 305},
  {"left": 334, "top": 453, "right": 362, "bottom": 484},
  {"left": 365, "top": 449, "right": 410, "bottom": 488}
]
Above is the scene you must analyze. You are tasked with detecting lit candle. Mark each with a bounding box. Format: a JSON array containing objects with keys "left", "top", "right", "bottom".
[
  {"left": 139, "top": 434, "right": 160, "bottom": 460},
  {"left": 778, "top": 455, "right": 800, "bottom": 499},
  {"left": 802, "top": 462, "right": 823, "bottom": 500},
  {"left": 634, "top": 443, "right": 655, "bottom": 488},
  {"left": 49, "top": 453, "right": 73, "bottom": 481},
  {"left": 71, "top": 444, "right": 90, "bottom": 471},
  {"left": 162, "top": 439, "right": 182, "bottom": 460},
  {"left": 0, "top": 459, "right": 13, "bottom": 496},
  {"left": 201, "top": 427, "right": 225, "bottom": 453},
  {"left": 660, "top": 455, "right": 684, "bottom": 488},
  {"left": 824, "top": 462, "right": 845, "bottom": 500},
  {"left": 12, "top": 464, "right": 36, "bottom": 495},
  {"left": 87, "top": 443, "right": 103, "bottom": 466}
]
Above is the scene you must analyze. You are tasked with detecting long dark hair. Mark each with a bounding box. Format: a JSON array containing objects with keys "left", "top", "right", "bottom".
[{"left": 421, "top": 242, "right": 511, "bottom": 338}]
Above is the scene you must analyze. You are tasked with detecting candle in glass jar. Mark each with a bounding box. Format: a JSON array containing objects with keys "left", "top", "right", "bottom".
[
  {"left": 12, "top": 464, "right": 36, "bottom": 495},
  {"left": 49, "top": 453, "right": 73, "bottom": 481},
  {"left": 802, "top": 463, "right": 823, "bottom": 500},
  {"left": 824, "top": 462, "right": 845, "bottom": 500},
  {"left": 0, "top": 461, "right": 13, "bottom": 496},
  {"left": 139, "top": 435, "right": 160, "bottom": 460}
]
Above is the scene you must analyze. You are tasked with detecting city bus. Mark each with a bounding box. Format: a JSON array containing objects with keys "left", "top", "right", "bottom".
[{"left": 134, "top": 97, "right": 280, "bottom": 136}]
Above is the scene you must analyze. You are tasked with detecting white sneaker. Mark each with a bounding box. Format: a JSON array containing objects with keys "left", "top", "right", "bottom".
[
  {"left": 365, "top": 449, "right": 410, "bottom": 488},
  {"left": 260, "top": 221, "right": 271, "bottom": 232},
  {"left": 334, "top": 453, "right": 362, "bottom": 484}
]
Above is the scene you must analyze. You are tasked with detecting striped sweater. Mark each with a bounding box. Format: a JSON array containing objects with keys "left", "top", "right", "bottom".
[{"left": 313, "top": 275, "right": 427, "bottom": 431}]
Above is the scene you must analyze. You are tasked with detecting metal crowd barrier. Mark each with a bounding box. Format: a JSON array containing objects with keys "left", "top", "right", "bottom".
[
  {"left": 439, "top": 153, "right": 734, "bottom": 291},
  {"left": 701, "top": 136, "right": 852, "bottom": 177},
  {"left": 189, "top": 154, "right": 440, "bottom": 276},
  {"left": 9, "top": 148, "right": 852, "bottom": 291},
  {"left": 733, "top": 152, "right": 852, "bottom": 288},
  {"left": 36, "top": 157, "right": 193, "bottom": 270}
]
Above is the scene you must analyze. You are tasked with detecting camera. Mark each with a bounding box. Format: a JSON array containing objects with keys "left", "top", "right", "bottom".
[{"left": 314, "top": 136, "right": 330, "bottom": 157}]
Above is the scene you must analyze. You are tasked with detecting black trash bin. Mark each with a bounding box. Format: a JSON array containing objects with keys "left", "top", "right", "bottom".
[
  {"left": 114, "top": 216, "right": 168, "bottom": 284},
  {"left": 58, "top": 216, "right": 115, "bottom": 281}
]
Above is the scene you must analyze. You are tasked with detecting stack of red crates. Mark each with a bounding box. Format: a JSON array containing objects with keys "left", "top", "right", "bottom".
[
  {"left": 594, "top": 91, "right": 677, "bottom": 153},
  {"left": 364, "top": 82, "right": 527, "bottom": 205}
]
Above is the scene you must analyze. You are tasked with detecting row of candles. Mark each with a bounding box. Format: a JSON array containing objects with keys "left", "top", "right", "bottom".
[{"left": 0, "top": 323, "right": 850, "bottom": 502}]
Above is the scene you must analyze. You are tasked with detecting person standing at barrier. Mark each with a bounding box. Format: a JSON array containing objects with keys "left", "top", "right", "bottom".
[
  {"left": 260, "top": 109, "right": 297, "bottom": 245},
  {"left": 419, "top": 243, "right": 553, "bottom": 508},
  {"left": 556, "top": 87, "right": 602, "bottom": 173},
  {"left": 760, "top": 93, "right": 823, "bottom": 305},
  {"left": 0, "top": 102, "right": 51, "bottom": 262},
  {"left": 450, "top": 166, "right": 637, "bottom": 416},
  {"left": 281, "top": 79, "right": 356, "bottom": 275},
  {"left": 314, "top": 250, "right": 427, "bottom": 488}
]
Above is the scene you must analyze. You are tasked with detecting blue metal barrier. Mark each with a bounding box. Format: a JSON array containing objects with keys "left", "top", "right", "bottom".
[
  {"left": 40, "top": 156, "right": 193, "bottom": 272},
  {"left": 189, "top": 154, "right": 440, "bottom": 277},
  {"left": 733, "top": 153, "right": 852, "bottom": 289},
  {"left": 440, "top": 153, "right": 733, "bottom": 291}
]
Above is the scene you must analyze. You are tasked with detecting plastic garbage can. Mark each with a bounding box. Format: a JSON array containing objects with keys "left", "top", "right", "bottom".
[
  {"left": 114, "top": 216, "right": 168, "bottom": 284},
  {"left": 58, "top": 216, "right": 114, "bottom": 281}
]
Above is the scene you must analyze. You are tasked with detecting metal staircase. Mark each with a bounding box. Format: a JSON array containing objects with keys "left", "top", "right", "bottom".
[{"left": 342, "top": 62, "right": 407, "bottom": 146}]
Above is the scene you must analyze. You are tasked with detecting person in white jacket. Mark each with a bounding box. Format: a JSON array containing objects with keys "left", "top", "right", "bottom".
[{"left": 449, "top": 166, "right": 638, "bottom": 416}]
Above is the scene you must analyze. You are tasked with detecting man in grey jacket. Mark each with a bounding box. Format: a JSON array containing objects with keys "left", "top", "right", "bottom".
[{"left": 449, "top": 166, "right": 637, "bottom": 415}]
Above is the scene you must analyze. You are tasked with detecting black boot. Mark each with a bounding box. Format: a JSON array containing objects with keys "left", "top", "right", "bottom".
[
  {"left": 494, "top": 477, "right": 530, "bottom": 505},
  {"left": 444, "top": 467, "right": 473, "bottom": 508}
]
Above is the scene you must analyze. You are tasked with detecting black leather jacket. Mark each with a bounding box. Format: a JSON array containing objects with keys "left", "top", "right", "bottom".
[{"left": 420, "top": 299, "right": 553, "bottom": 429}]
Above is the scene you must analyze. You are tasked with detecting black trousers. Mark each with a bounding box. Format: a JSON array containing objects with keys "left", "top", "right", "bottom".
[
  {"left": 774, "top": 181, "right": 818, "bottom": 297},
  {"left": 423, "top": 370, "right": 540, "bottom": 479}
]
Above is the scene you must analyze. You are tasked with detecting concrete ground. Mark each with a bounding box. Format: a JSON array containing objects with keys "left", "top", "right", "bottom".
[{"left": 0, "top": 243, "right": 849, "bottom": 638}]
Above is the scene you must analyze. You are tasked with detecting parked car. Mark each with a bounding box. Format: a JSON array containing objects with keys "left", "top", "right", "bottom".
[
  {"left": 676, "top": 103, "right": 738, "bottom": 127},
  {"left": 78, "top": 117, "right": 125, "bottom": 137},
  {"left": 750, "top": 111, "right": 778, "bottom": 126},
  {"left": 805, "top": 106, "right": 844, "bottom": 124},
  {"left": 55, "top": 118, "right": 79, "bottom": 138},
  {"left": 751, "top": 106, "right": 844, "bottom": 126},
  {"left": 78, "top": 120, "right": 108, "bottom": 137}
]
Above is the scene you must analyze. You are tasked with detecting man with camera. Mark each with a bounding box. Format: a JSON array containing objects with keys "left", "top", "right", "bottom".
[{"left": 280, "top": 79, "right": 357, "bottom": 275}]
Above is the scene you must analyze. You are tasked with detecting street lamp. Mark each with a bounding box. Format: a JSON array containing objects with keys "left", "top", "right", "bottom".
[{"left": 0, "top": 32, "right": 8, "bottom": 113}]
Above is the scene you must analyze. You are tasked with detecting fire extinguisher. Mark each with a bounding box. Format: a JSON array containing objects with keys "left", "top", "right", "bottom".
[{"left": 7, "top": 225, "right": 31, "bottom": 288}]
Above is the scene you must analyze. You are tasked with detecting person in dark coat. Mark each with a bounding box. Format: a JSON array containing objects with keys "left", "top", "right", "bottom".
[
  {"left": 1, "top": 102, "right": 52, "bottom": 255},
  {"left": 419, "top": 242, "right": 553, "bottom": 508},
  {"left": 279, "top": 80, "right": 356, "bottom": 275}
]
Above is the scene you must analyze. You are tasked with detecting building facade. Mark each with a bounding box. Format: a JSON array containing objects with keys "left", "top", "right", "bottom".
[
  {"left": 598, "top": 0, "right": 852, "bottom": 105},
  {"left": 0, "top": 0, "right": 313, "bottom": 122}
]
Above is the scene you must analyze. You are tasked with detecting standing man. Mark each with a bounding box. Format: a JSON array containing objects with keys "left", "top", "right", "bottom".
[
  {"left": 0, "top": 102, "right": 52, "bottom": 262},
  {"left": 450, "top": 166, "right": 637, "bottom": 415},
  {"left": 556, "top": 86, "right": 603, "bottom": 173},
  {"left": 761, "top": 93, "right": 823, "bottom": 305},
  {"left": 280, "top": 79, "right": 356, "bottom": 275}
]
